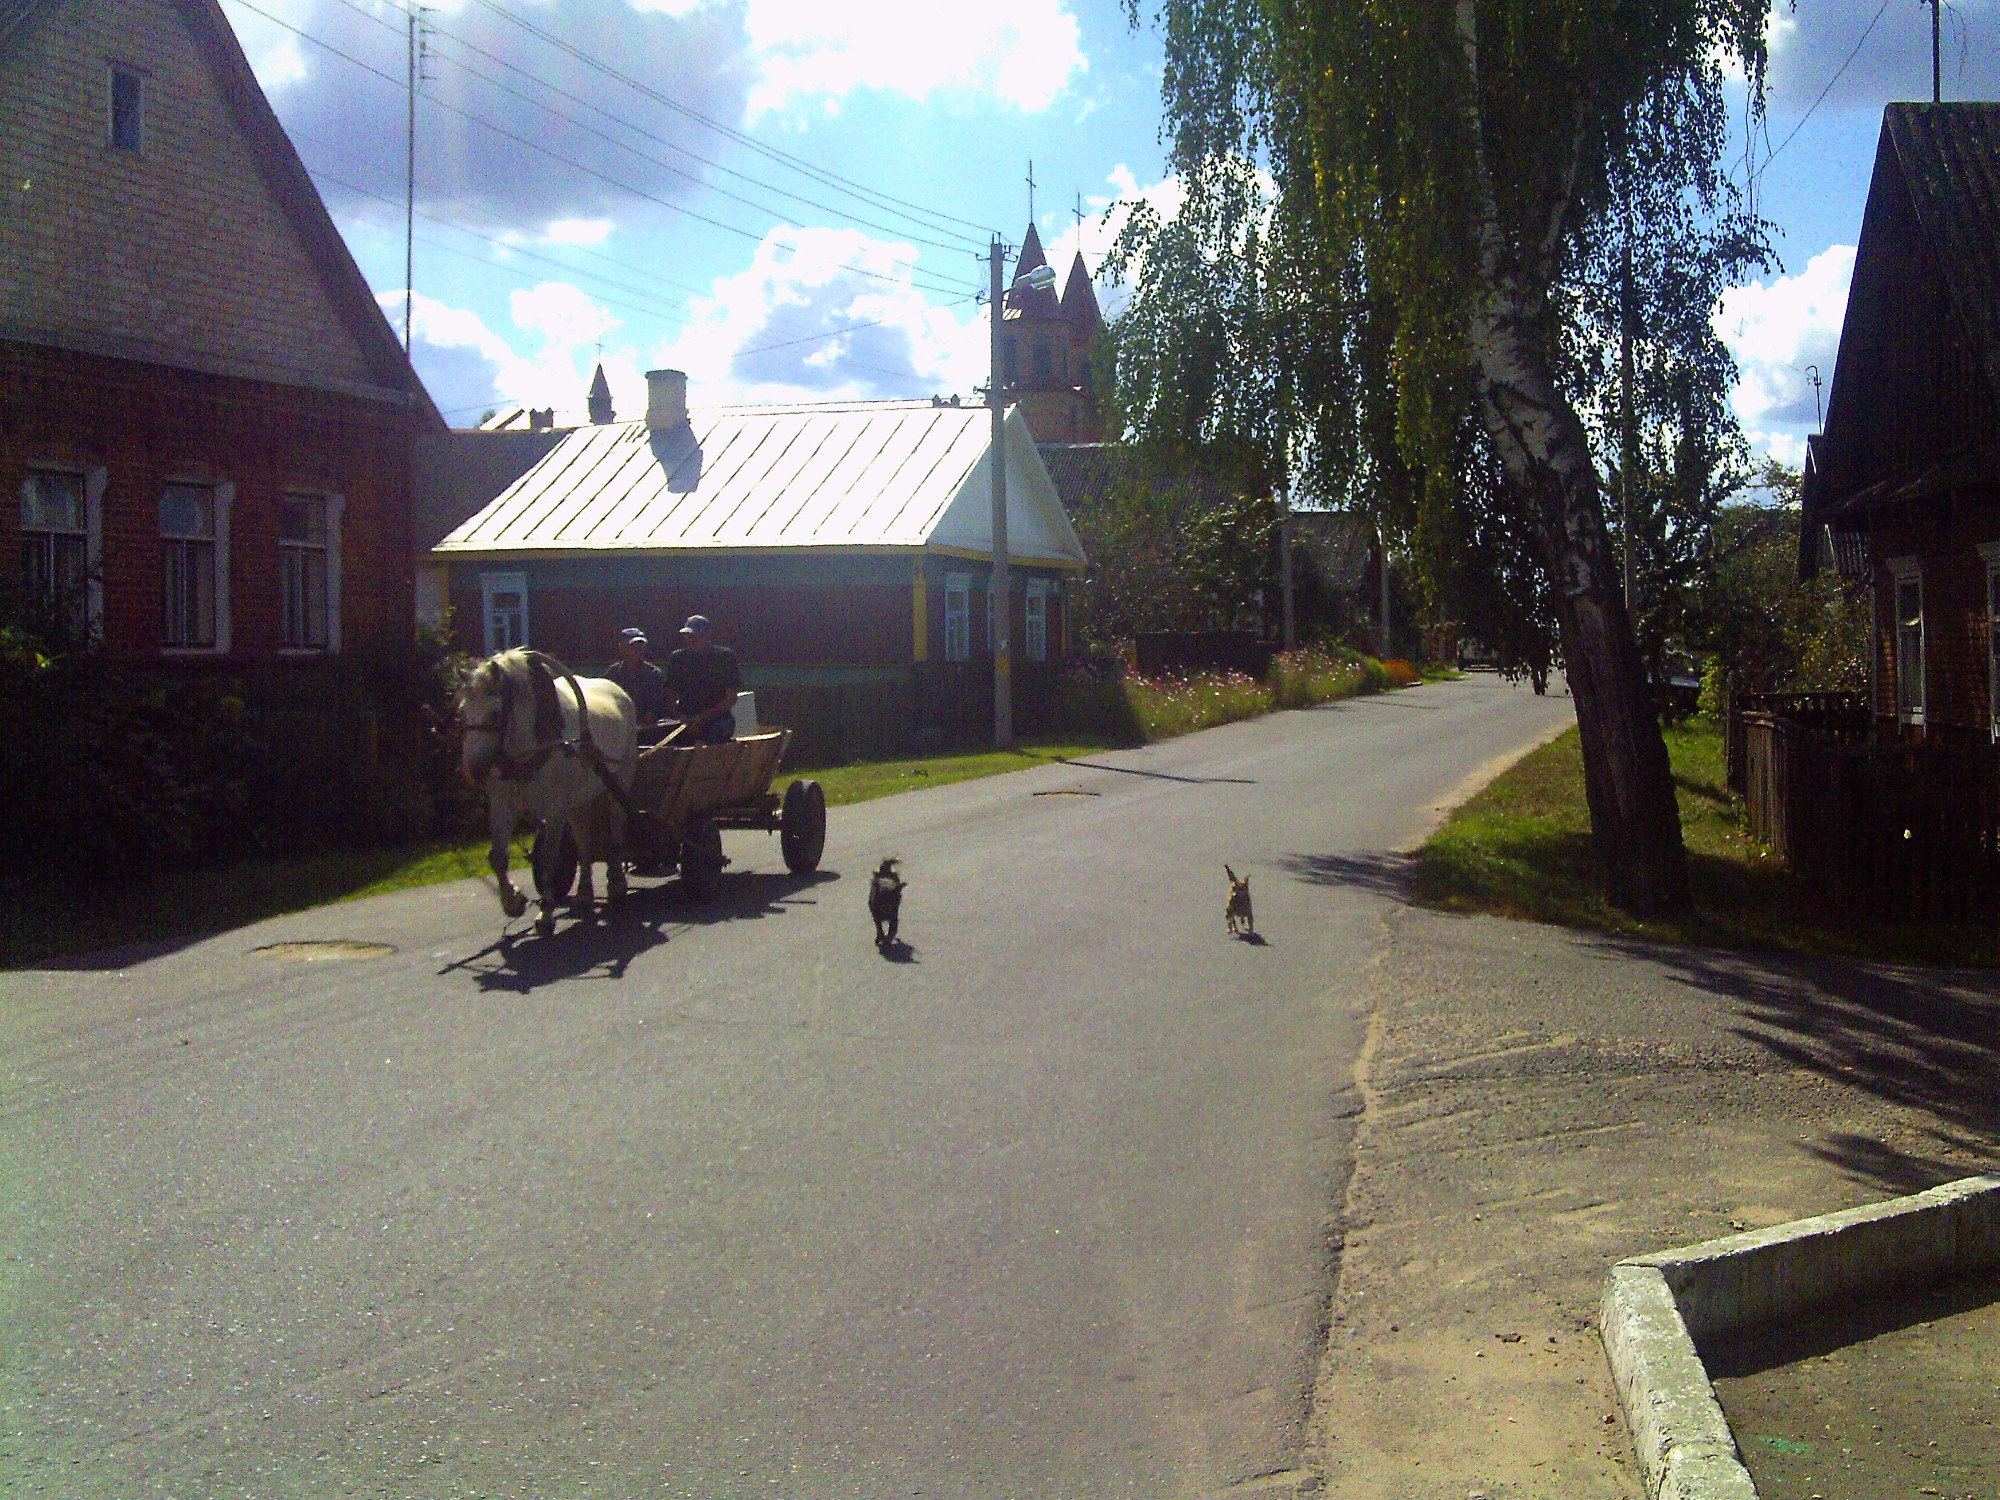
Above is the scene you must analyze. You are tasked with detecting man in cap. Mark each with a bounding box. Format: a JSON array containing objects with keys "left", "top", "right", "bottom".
[
  {"left": 604, "top": 626, "right": 670, "bottom": 733},
  {"left": 665, "top": 614, "right": 741, "bottom": 743}
]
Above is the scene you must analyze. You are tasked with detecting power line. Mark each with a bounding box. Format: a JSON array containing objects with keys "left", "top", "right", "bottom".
[
  {"left": 462, "top": 0, "right": 995, "bottom": 243},
  {"left": 1752, "top": 0, "right": 1894, "bottom": 179},
  {"left": 228, "top": 0, "right": 978, "bottom": 300},
  {"left": 320, "top": 0, "right": 983, "bottom": 257}
]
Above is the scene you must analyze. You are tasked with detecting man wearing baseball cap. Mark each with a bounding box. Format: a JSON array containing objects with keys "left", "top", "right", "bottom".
[
  {"left": 665, "top": 614, "right": 741, "bottom": 743},
  {"left": 604, "top": 626, "right": 669, "bottom": 732}
]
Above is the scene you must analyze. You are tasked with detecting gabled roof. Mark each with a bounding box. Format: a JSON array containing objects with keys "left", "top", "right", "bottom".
[
  {"left": 436, "top": 401, "right": 1087, "bottom": 569},
  {"left": 1, "top": 0, "right": 439, "bottom": 422},
  {"left": 1006, "top": 223, "right": 1063, "bottom": 319},
  {"left": 1884, "top": 103, "right": 2000, "bottom": 391},
  {"left": 1060, "top": 252, "right": 1101, "bottom": 335}
]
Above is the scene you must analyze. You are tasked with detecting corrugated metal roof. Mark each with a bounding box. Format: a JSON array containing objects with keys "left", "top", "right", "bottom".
[
  {"left": 1887, "top": 103, "right": 2000, "bottom": 390},
  {"left": 435, "top": 400, "right": 1087, "bottom": 566}
]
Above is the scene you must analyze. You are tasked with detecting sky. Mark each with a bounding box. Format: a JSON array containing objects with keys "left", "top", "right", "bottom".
[{"left": 215, "top": 0, "right": 2000, "bottom": 468}]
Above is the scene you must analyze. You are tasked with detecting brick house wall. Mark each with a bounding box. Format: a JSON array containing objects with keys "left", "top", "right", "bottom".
[
  {"left": 0, "top": 0, "right": 381, "bottom": 394},
  {"left": 1866, "top": 490, "right": 2000, "bottom": 740},
  {"left": 1, "top": 341, "right": 415, "bottom": 659}
]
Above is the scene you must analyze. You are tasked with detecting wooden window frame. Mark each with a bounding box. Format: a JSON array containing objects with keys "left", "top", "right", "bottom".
[
  {"left": 1024, "top": 577, "right": 1049, "bottom": 662},
  {"left": 278, "top": 492, "right": 342, "bottom": 655},
  {"left": 21, "top": 464, "right": 104, "bottom": 647},
  {"left": 943, "top": 572, "right": 971, "bottom": 664},
  {"left": 1888, "top": 556, "right": 1925, "bottom": 727},
  {"left": 481, "top": 571, "right": 529, "bottom": 656}
]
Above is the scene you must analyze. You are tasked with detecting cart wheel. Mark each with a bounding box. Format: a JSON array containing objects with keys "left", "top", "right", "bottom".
[
  {"left": 780, "top": 778, "right": 826, "bottom": 874},
  {"left": 532, "top": 826, "right": 580, "bottom": 903},
  {"left": 680, "top": 815, "right": 726, "bottom": 900}
]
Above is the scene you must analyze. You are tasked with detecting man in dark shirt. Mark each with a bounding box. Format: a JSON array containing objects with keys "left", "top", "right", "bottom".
[
  {"left": 665, "top": 614, "right": 741, "bottom": 743},
  {"left": 604, "top": 627, "right": 670, "bottom": 730}
]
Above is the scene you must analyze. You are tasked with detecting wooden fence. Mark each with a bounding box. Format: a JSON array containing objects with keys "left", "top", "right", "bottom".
[
  {"left": 1724, "top": 691, "right": 1869, "bottom": 794},
  {"left": 1742, "top": 712, "right": 2000, "bottom": 923}
]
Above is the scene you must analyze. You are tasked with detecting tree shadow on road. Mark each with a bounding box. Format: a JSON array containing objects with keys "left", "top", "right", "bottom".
[
  {"left": 1594, "top": 936, "right": 2000, "bottom": 1196},
  {"left": 1277, "top": 850, "right": 1416, "bottom": 902}
]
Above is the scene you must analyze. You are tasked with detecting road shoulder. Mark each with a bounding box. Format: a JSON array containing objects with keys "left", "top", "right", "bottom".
[{"left": 1301, "top": 908, "right": 2000, "bottom": 1498}]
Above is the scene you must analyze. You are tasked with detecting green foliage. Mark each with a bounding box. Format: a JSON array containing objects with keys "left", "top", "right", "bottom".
[
  {"left": 1058, "top": 646, "right": 1396, "bottom": 742},
  {"left": 1683, "top": 466, "right": 1870, "bottom": 693}
]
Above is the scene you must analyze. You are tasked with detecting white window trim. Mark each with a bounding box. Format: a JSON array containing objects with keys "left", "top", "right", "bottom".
[
  {"left": 1024, "top": 576, "right": 1050, "bottom": 662},
  {"left": 481, "top": 570, "right": 529, "bottom": 656},
  {"left": 276, "top": 491, "right": 341, "bottom": 656},
  {"left": 1887, "top": 555, "right": 1924, "bottom": 727},
  {"left": 21, "top": 463, "right": 105, "bottom": 644},
  {"left": 159, "top": 478, "right": 231, "bottom": 656},
  {"left": 942, "top": 571, "right": 971, "bottom": 664}
]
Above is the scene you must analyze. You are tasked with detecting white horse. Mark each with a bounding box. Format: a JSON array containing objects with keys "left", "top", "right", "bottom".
[{"left": 457, "top": 649, "right": 638, "bottom": 934}]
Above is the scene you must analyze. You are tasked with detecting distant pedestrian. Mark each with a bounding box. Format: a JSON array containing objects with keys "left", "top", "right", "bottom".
[{"left": 665, "top": 614, "right": 742, "bottom": 744}]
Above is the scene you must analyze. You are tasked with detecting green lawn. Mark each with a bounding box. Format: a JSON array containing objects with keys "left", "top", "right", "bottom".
[
  {"left": 6, "top": 740, "right": 1107, "bottom": 967},
  {"left": 1416, "top": 721, "right": 2000, "bottom": 968}
]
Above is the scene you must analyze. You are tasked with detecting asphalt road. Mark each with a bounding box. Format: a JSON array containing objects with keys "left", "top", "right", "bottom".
[{"left": 0, "top": 674, "right": 1570, "bottom": 1499}]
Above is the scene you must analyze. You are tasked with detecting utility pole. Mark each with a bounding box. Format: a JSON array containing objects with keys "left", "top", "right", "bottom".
[
  {"left": 989, "top": 237, "right": 1013, "bottom": 748},
  {"left": 1619, "top": 217, "right": 1638, "bottom": 614},
  {"left": 1931, "top": 0, "right": 1942, "bottom": 103},
  {"left": 403, "top": 5, "right": 425, "bottom": 353},
  {"left": 1279, "top": 486, "right": 1295, "bottom": 651}
]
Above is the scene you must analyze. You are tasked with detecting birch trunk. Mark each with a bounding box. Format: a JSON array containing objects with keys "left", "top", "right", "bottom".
[{"left": 1455, "top": 0, "right": 1687, "bottom": 914}]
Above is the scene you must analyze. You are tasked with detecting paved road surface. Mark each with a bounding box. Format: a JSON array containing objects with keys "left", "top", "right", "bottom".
[{"left": 0, "top": 675, "right": 1569, "bottom": 1498}]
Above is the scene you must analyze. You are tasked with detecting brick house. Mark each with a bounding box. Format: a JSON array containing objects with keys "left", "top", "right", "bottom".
[
  {"left": 430, "top": 371, "right": 1088, "bottom": 758},
  {"left": 1800, "top": 103, "right": 2000, "bottom": 744},
  {"left": 0, "top": 0, "right": 437, "bottom": 662},
  {"left": 1002, "top": 222, "right": 1105, "bottom": 444}
]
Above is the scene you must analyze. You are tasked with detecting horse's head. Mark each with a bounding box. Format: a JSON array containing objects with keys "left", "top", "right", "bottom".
[{"left": 457, "top": 654, "right": 515, "bottom": 785}]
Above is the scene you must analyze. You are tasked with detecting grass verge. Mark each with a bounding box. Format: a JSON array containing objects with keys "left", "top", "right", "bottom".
[
  {"left": 7, "top": 740, "right": 1108, "bottom": 967},
  {"left": 1416, "top": 720, "right": 2000, "bottom": 968}
]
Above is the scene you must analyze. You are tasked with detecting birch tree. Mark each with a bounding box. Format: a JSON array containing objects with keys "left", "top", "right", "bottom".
[{"left": 1118, "top": 0, "right": 1768, "bottom": 914}]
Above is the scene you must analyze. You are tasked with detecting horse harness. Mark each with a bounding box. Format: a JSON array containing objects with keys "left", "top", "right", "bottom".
[{"left": 463, "top": 651, "right": 647, "bottom": 823}]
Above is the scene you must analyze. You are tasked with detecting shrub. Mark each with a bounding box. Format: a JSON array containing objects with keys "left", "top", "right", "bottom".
[{"left": 1059, "top": 645, "right": 1401, "bottom": 743}]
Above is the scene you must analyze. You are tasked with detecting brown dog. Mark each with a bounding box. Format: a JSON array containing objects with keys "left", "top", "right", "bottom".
[{"left": 1224, "top": 865, "right": 1254, "bottom": 937}]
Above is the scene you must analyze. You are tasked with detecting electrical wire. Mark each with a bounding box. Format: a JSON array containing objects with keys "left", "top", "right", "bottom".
[
  {"left": 1753, "top": 0, "right": 1894, "bottom": 178},
  {"left": 227, "top": 0, "right": 980, "bottom": 300},
  {"left": 463, "top": 0, "right": 995, "bottom": 243},
  {"left": 319, "top": 0, "right": 984, "bottom": 257}
]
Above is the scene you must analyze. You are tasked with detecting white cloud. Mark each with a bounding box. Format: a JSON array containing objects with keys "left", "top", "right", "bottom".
[
  {"left": 738, "top": 0, "right": 1086, "bottom": 116},
  {"left": 388, "top": 286, "right": 648, "bottom": 425},
  {"left": 1765, "top": 0, "right": 2000, "bottom": 112},
  {"left": 1712, "top": 242, "right": 1855, "bottom": 463},
  {"left": 510, "top": 281, "right": 621, "bottom": 348},
  {"left": 543, "top": 218, "right": 615, "bottom": 247},
  {"left": 651, "top": 226, "right": 986, "bottom": 405}
]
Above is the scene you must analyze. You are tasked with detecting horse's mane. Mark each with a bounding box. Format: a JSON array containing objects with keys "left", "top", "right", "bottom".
[{"left": 483, "top": 648, "right": 565, "bottom": 744}]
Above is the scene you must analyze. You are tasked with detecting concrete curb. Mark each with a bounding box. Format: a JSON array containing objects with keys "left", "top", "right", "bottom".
[{"left": 1599, "top": 1173, "right": 2000, "bottom": 1500}]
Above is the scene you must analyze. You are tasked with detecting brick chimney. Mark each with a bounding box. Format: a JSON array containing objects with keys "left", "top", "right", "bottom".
[{"left": 645, "top": 368, "right": 687, "bottom": 431}]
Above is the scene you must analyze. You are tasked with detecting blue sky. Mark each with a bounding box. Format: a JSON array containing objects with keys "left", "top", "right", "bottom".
[{"left": 216, "top": 0, "right": 2000, "bottom": 466}]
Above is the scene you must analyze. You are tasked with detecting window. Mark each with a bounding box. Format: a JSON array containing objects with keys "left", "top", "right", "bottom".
[
  {"left": 109, "top": 67, "right": 143, "bottom": 151},
  {"left": 1003, "top": 337, "right": 1019, "bottom": 385},
  {"left": 159, "top": 483, "right": 219, "bottom": 648},
  {"left": 22, "top": 468, "right": 91, "bottom": 642},
  {"left": 1891, "top": 561, "right": 1924, "bottom": 725},
  {"left": 280, "top": 493, "right": 340, "bottom": 651},
  {"left": 943, "top": 572, "right": 970, "bottom": 663},
  {"left": 1025, "top": 578, "right": 1049, "bottom": 662},
  {"left": 1032, "top": 339, "right": 1053, "bottom": 381},
  {"left": 482, "top": 571, "right": 528, "bottom": 655},
  {"left": 1984, "top": 546, "right": 2000, "bottom": 740}
]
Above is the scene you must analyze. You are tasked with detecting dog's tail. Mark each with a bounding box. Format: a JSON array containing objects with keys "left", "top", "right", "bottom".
[{"left": 1224, "top": 864, "right": 1238, "bottom": 884}]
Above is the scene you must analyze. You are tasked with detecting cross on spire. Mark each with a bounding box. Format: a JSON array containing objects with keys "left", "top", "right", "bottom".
[{"left": 1026, "top": 159, "right": 1036, "bottom": 224}]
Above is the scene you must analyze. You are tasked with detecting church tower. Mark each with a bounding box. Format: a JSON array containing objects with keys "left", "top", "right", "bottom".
[{"left": 1003, "top": 223, "right": 1106, "bottom": 443}]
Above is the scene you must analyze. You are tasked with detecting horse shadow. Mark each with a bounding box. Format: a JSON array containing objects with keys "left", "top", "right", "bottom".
[{"left": 444, "top": 905, "right": 670, "bottom": 994}]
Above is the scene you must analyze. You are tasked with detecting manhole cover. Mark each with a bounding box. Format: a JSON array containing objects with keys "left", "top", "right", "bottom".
[{"left": 252, "top": 940, "right": 396, "bottom": 962}]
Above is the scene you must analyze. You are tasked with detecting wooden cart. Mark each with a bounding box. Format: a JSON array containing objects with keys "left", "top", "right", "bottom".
[{"left": 539, "top": 728, "right": 826, "bottom": 902}]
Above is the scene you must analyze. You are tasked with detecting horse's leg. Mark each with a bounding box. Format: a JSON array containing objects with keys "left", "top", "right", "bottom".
[
  {"left": 489, "top": 801, "right": 527, "bottom": 919},
  {"left": 573, "top": 808, "right": 599, "bottom": 912},
  {"left": 532, "top": 814, "right": 560, "bottom": 934},
  {"left": 604, "top": 793, "right": 629, "bottom": 906}
]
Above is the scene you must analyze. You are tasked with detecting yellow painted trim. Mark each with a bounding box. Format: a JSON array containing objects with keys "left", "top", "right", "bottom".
[
  {"left": 427, "top": 543, "right": 926, "bottom": 563},
  {"left": 925, "top": 544, "right": 1088, "bottom": 572},
  {"left": 912, "top": 557, "right": 928, "bottom": 664}
]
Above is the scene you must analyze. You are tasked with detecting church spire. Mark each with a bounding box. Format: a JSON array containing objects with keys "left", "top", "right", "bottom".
[
  {"left": 1006, "top": 222, "right": 1061, "bottom": 317},
  {"left": 1060, "top": 252, "right": 1100, "bottom": 335},
  {"left": 587, "top": 362, "right": 614, "bottom": 425}
]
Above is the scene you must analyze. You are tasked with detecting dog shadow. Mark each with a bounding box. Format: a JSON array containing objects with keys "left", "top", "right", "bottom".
[
  {"left": 1234, "top": 931, "right": 1268, "bottom": 947},
  {"left": 876, "top": 938, "right": 918, "bottom": 963}
]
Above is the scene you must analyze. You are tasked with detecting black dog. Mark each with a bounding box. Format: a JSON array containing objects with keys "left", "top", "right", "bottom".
[{"left": 868, "top": 858, "right": 906, "bottom": 947}]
